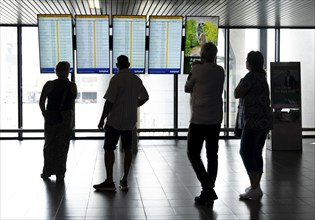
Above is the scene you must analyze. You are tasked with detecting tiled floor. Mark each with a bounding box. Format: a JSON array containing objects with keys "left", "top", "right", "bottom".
[{"left": 0, "top": 138, "right": 314, "bottom": 220}]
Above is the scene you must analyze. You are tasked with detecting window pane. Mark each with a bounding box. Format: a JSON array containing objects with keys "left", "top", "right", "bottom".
[
  {"left": 229, "top": 29, "right": 275, "bottom": 134},
  {"left": 139, "top": 75, "right": 174, "bottom": 129},
  {"left": 229, "top": 29, "right": 256, "bottom": 132},
  {"left": 217, "top": 29, "right": 227, "bottom": 132},
  {"left": 22, "top": 27, "right": 52, "bottom": 136},
  {"left": 178, "top": 71, "right": 190, "bottom": 129},
  {"left": 266, "top": 30, "right": 276, "bottom": 80},
  {"left": 0, "top": 27, "right": 18, "bottom": 137},
  {"left": 75, "top": 74, "right": 110, "bottom": 136},
  {"left": 280, "top": 29, "right": 315, "bottom": 134}
]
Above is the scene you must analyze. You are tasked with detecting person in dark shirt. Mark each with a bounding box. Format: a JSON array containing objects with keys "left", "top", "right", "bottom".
[
  {"left": 234, "top": 51, "right": 273, "bottom": 199},
  {"left": 39, "top": 61, "right": 77, "bottom": 182}
]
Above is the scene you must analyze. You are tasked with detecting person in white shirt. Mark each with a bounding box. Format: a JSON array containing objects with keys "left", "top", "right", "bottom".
[
  {"left": 93, "top": 55, "right": 149, "bottom": 191},
  {"left": 185, "top": 42, "right": 225, "bottom": 205}
]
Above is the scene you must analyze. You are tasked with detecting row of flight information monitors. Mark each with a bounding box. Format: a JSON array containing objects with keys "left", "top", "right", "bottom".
[{"left": 38, "top": 15, "right": 219, "bottom": 74}]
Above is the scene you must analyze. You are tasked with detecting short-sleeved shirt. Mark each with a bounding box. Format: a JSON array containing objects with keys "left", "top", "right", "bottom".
[
  {"left": 185, "top": 62, "right": 225, "bottom": 125},
  {"left": 104, "top": 68, "right": 149, "bottom": 130},
  {"left": 237, "top": 71, "right": 273, "bottom": 131}
]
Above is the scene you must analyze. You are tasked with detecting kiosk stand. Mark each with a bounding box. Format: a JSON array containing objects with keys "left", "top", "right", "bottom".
[{"left": 267, "top": 62, "right": 302, "bottom": 151}]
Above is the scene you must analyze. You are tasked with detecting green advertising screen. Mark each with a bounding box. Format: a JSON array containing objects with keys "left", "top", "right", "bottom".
[{"left": 184, "top": 16, "right": 219, "bottom": 74}]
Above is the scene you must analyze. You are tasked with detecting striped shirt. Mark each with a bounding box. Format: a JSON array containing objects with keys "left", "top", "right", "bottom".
[{"left": 104, "top": 69, "right": 149, "bottom": 130}]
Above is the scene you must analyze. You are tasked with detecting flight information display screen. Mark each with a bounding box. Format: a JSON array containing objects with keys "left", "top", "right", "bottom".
[
  {"left": 112, "top": 16, "right": 146, "bottom": 74},
  {"left": 148, "top": 16, "right": 183, "bottom": 74},
  {"left": 38, "top": 14, "right": 73, "bottom": 73},
  {"left": 76, "top": 15, "right": 110, "bottom": 74}
]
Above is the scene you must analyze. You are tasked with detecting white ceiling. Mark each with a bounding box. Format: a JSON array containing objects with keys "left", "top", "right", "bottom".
[{"left": 0, "top": 0, "right": 314, "bottom": 27}]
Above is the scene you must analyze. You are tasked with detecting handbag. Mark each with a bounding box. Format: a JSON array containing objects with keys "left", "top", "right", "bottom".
[
  {"left": 234, "top": 108, "right": 242, "bottom": 138},
  {"left": 45, "top": 83, "right": 70, "bottom": 125}
]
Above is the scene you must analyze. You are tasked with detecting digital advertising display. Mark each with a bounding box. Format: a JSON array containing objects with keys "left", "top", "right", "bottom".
[
  {"left": 270, "top": 62, "right": 301, "bottom": 109},
  {"left": 112, "top": 16, "right": 146, "bottom": 74},
  {"left": 184, "top": 16, "right": 219, "bottom": 74},
  {"left": 76, "top": 15, "right": 110, "bottom": 74},
  {"left": 38, "top": 14, "right": 73, "bottom": 73},
  {"left": 148, "top": 16, "right": 183, "bottom": 74}
]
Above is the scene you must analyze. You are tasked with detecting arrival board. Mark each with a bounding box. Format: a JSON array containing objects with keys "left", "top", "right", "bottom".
[
  {"left": 38, "top": 15, "right": 73, "bottom": 73},
  {"left": 76, "top": 15, "right": 110, "bottom": 74}
]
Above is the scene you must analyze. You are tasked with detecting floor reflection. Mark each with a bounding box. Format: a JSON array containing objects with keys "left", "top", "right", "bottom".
[
  {"left": 0, "top": 139, "right": 314, "bottom": 220},
  {"left": 240, "top": 199, "right": 263, "bottom": 220}
]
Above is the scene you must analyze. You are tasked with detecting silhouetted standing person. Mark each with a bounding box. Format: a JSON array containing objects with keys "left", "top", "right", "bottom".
[
  {"left": 185, "top": 42, "right": 225, "bottom": 205},
  {"left": 234, "top": 51, "right": 273, "bottom": 199},
  {"left": 93, "top": 55, "right": 149, "bottom": 191},
  {"left": 39, "top": 61, "right": 77, "bottom": 182}
]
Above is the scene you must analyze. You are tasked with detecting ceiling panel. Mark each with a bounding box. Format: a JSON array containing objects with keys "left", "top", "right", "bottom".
[{"left": 0, "top": 0, "right": 314, "bottom": 27}]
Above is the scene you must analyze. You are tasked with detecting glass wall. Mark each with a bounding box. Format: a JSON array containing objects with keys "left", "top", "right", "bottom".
[
  {"left": 228, "top": 29, "right": 275, "bottom": 135},
  {"left": 139, "top": 74, "right": 174, "bottom": 129},
  {"left": 0, "top": 27, "right": 18, "bottom": 137},
  {"left": 280, "top": 29, "right": 315, "bottom": 135},
  {"left": 74, "top": 72, "right": 111, "bottom": 134},
  {"left": 217, "top": 29, "right": 227, "bottom": 132},
  {"left": 22, "top": 27, "right": 51, "bottom": 135},
  {"left": 0, "top": 26, "right": 314, "bottom": 138},
  {"left": 22, "top": 27, "right": 112, "bottom": 137},
  {"left": 229, "top": 29, "right": 259, "bottom": 132}
]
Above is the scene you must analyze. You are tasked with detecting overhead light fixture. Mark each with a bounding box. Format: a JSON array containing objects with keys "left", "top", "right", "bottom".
[{"left": 88, "top": 0, "right": 100, "bottom": 9}]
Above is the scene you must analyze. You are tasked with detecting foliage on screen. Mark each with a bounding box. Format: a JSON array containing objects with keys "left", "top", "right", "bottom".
[{"left": 184, "top": 16, "right": 219, "bottom": 74}]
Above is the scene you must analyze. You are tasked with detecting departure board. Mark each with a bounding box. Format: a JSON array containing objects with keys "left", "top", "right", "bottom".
[
  {"left": 148, "top": 16, "right": 183, "bottom": 74},
  {"left": 38, "top": 15, "right": 73, "bottom": 73},
  {"left": 112, "top": 16, "right": 146, "bottom": 74},
  {"left": 76, "top": 15, "right": 110, "bottom": 74}
]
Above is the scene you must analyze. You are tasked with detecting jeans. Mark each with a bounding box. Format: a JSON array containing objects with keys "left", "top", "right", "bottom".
[
  {"left": 240, "top": 128, "right": 269, "bottom": 173},
  {"left": 187, "top": 123, "right": 221, "bottom": 190}
]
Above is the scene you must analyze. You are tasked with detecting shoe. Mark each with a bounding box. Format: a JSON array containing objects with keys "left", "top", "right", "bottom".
[
  {"left": 245, "top": 186, "right": 251, "bottom": 192},
  {"left": 194, "top": 190, "right": 218, "bottom": 206},
  {"left": 240, "top": 187, "right": 263, "bottom": 200},
  {"left": 93, "top": 180, "right": 116, "bottom": 191},
  {"left": 119, "top": 180, "right": 128, "bottom": 191}
]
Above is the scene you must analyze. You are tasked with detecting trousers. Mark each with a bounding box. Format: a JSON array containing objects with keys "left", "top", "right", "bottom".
[
  {"left": 42, "top": 110, "right": 74, "bottom": 176},
  {"left": 240, "top": 128, "right": 269, "bottom": 173},
  {"left": 187, "top": 123, "right": 221, "bottom": 190}
]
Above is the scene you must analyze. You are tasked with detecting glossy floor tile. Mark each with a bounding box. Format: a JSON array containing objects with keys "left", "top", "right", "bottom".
[{"left": 0, "top": 138, "right": 314, "bottom": 220}]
